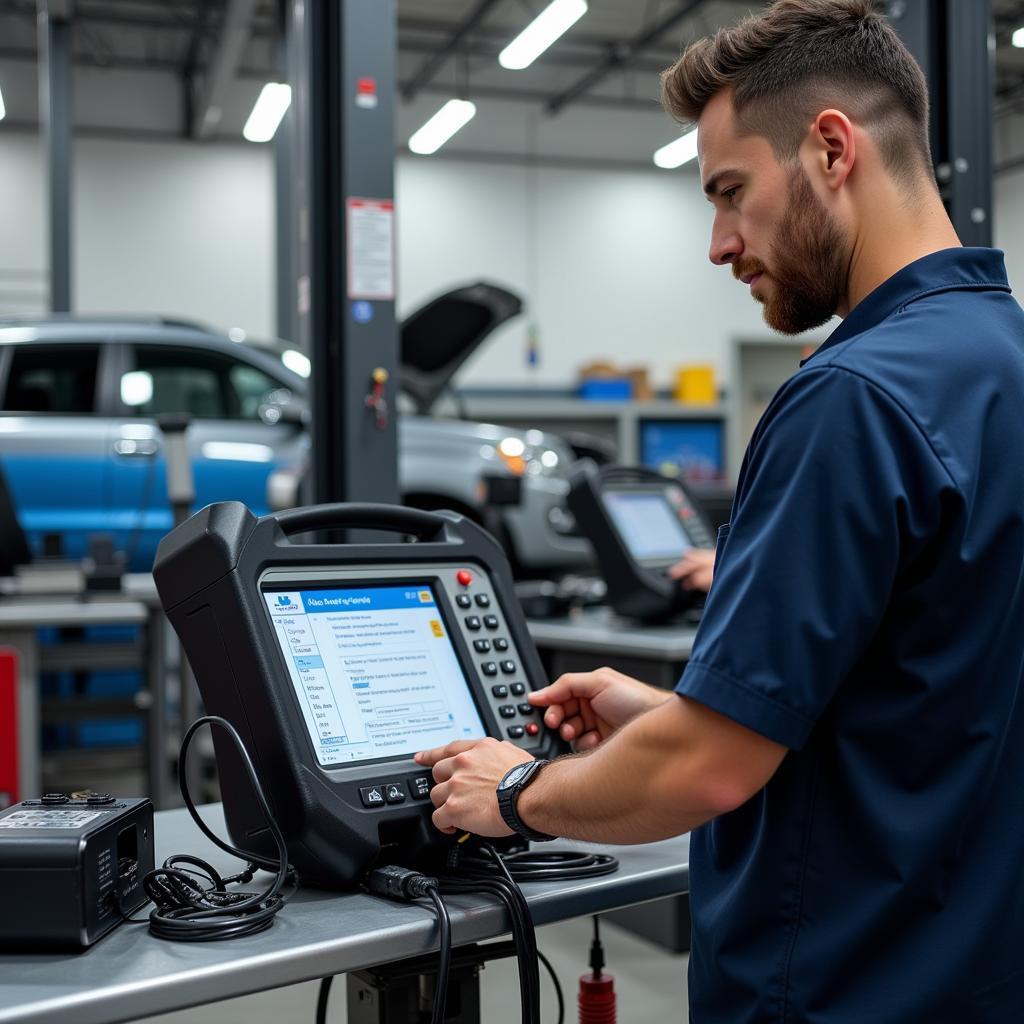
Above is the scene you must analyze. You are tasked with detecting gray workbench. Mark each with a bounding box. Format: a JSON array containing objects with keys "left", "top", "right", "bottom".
[
  {"left": 0, "top": 804, "right": 689, "bottom": 1024},
  {"left": 527, "top": 606, "right": 699, "bottom": 691}
]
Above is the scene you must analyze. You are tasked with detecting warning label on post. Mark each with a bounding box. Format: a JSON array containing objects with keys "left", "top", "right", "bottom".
[{"left": 347, "top": 198, "right": 395, "bottom": 300}]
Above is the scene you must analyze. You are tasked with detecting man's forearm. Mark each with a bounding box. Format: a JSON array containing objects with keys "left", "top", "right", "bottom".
[{"left": 516, "top": 695, "right": 733, "bottom": 844}]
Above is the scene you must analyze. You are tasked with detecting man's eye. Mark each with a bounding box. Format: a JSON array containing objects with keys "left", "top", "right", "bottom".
[{"left": 723, "top": 186, "right": 740, "bottom": 201}]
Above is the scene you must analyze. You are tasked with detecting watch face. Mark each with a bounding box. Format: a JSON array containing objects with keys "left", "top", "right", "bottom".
[{"left": 500, "top": 762, "right": 533, "bottom": 791}]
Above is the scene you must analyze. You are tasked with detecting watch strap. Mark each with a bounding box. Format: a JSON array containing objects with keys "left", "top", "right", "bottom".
[{"left": 497, "top": 760, "right": 556, "bottom": 843}]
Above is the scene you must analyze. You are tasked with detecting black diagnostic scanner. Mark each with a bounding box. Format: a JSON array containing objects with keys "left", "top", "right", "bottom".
[
  {"left": 567, "top": 461, "right": 716, "bottom": 621},
  {"left": 153, "top": 502, "right": 561, "bottom": 889}
]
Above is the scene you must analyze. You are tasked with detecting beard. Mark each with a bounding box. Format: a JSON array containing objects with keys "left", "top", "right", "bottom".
[{"left": 734, "top": 167, "right": 848, "bottom": 335}]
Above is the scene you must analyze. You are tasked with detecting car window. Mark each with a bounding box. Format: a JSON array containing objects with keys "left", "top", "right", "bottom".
[
  {"left": 130, "top": 345, "right": 239, "bottom": 419},
  {"left": 1, "top": 344, "right": 99, "bottom": 413},
  {"left": 229, "top": 363, "right": 282, "bottom": 420}
]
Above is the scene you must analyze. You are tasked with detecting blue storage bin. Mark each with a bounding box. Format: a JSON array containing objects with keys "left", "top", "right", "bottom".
[{"left": 578, "top": 378, "right": 633, "bottom": 401}]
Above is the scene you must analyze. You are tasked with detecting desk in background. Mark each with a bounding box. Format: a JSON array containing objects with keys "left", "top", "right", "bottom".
[
  {"left": 527, "top": 605, "right": 698, "bottom": 691},
  {"left": 0, "top": 574, "right": 169, "bottom": 808}
]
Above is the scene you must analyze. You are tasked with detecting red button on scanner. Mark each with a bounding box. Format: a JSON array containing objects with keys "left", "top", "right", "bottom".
[
  {"left": 525, "top": 723, "right": 540, "bottom": 736},
  {"left": 456, "top": 570, "right": 473, "bottom": 587}
]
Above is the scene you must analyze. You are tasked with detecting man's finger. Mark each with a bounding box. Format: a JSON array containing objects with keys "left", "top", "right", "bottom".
[
  {"left": 532, "top": 696, "right": 580, "bottom": 731},
  {"left": 415, "top": 739, "right": 481, "bottom": 767},
  {"left": 429, "top": 780, "right": 449, "bottom": 808},
  {"left": 530, "top": 673, "right": 606, "bottom": 708},
  {"left": 560, "top": 713, "right": 585, "bottom": 741},
  {"left": 430, "top": 754, "right": 464, "bottom": 784},
  {"left": 573, "top": 730, "right": 602, "bottom": 752},
  {"left": 431, "top": 805, "right": 458, "bottom": 835}
]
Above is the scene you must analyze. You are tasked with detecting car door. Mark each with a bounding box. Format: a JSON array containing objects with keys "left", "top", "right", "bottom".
[
  {"left": 110, "top": 341, "right": 304, "bottom": 570},
  {"left": 0, "top": 340, "right": 113, "bottom": 561}
]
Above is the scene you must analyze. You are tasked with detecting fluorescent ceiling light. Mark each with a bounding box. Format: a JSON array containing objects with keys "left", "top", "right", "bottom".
[
  {"left": 1014, "top": 26, "right": 1024, "bottom": 47},
  {"left": 499, "top": 0, "right": 588, "bottom": 70},
  {"left": 408, "top": 99, "right": 476, "bottom": 155},
  {"left": 243, "top": 82, "right": 291, "bottom": 143},
  {"left": 0, "top": 83, "right": 5, "bottom": 122},
  {"left": 653, "top": 130, "right": 699, "bottom": 170}
]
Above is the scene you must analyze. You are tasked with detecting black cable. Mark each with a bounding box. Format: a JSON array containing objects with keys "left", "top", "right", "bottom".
[
  {"left": 479, "top": 845, "right": 543, "bottom": 1023},
  {"left": 455, "top": 846, "right": 619, "bottom": 883},
  {"left": 315, "top": 976, "right": 333, "bottom": 1024},
  {"left": 537, "top": 949, "right": 565, "bottom": 1024},
  {"left": 439, "top": 874, "right": 538, "bottom": 1024},
  {"left": 363, "top": 866, "right": 453, "bottom": 1024},
  {"left": 125, "top": 715, "right": 296, "bottom": 942},
  {"left": 427, "top": 885, "right": 452, "bottom": 1024}
]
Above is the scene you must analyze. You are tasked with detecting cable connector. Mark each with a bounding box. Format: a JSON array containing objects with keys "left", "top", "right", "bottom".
[
  {"left": 365, "top": 864, "right": 438, "bottom": 901},
  {"left": 589, "top": 915, "right": 606, "bottom": 978}
]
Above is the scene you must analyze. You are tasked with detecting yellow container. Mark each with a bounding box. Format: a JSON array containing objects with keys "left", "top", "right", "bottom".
[{"left": 674, "top": 365, "right": 717, "bottom": 404}]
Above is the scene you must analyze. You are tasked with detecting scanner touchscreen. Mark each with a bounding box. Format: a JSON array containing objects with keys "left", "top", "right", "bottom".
[
  {"left": 602, "top": 490, "right": 694, "bottom": 564},
  {"left": 263, "top": 583, "right": 486, "bottom": 767}
]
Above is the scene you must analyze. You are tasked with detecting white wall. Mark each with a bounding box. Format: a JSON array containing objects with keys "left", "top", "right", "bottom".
[
  {"left": 0, "top": 132, "right": 274, "bottom": 336},
  {"left": 4, "top": 131, "right": 1024, "bottom": 388},
  {"left": 395, "top": 154, "right": 786, "bottom": 389}
]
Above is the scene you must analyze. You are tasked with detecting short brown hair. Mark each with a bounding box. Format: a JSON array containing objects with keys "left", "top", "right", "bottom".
[{"left": 661, "top": 0, "right": 932, "bottom": 182}]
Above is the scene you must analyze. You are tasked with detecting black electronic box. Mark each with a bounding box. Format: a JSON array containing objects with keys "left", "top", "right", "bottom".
[
  {"left": 568, "top": 462, "right": 716, "bottom": 621},
  {"left": 153, "top": 502, "right": 561, "bottom": 889},
  {"left": 0, "top": 795, "right": 153, "bottom": 950}
]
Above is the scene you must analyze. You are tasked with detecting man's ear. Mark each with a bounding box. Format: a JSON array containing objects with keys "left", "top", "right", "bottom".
[{"left": 809, "top": 109, "right": 855, "bottom": 191}]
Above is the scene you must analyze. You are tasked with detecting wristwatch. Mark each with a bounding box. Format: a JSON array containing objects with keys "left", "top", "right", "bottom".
[{"left": 496, "top": 759, "right": 556, "bottom": 843}]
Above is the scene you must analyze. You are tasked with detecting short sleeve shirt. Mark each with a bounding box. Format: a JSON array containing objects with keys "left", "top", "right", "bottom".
[{"left": 677, "top": 249, "right": 1024, "bottom": 1023}]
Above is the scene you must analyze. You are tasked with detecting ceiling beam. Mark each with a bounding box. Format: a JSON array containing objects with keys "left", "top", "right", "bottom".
[
  {"left": 401, "top": 0, "right": 504, "bottom": 102},
  {"left": 545, "top": 0, "right": 710, "bottom": 115},
  {"left": 191, "top": 0, "right": 259, "bottom": 138}
]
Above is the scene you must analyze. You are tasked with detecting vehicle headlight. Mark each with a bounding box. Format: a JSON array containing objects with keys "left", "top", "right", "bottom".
[{"left": 496, "top": 437, "right": 565, "bottom": 478}]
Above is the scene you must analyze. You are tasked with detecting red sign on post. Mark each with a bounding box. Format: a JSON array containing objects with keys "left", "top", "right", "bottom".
[{"left": 0, "top": 648, "right": 18, "bottom": 808}]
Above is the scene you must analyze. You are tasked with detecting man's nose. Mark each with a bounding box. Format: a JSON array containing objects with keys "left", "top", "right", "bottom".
[{"left": 709, "top": 223, "right": 742, "bottom": 266}]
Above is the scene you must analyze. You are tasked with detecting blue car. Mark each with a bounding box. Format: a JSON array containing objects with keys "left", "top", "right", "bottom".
[{"left": 0, "top": 300, "right": 589, "bottom": 574}]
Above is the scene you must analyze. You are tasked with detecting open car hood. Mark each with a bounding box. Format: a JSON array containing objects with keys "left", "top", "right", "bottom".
[{"left": 401, "top": 281, "right": 523, "bottom": 413}]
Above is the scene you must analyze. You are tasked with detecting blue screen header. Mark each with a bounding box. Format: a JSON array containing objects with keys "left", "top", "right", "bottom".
[{"left": 268, "top": 586, "right": 438, "bottom": 614}]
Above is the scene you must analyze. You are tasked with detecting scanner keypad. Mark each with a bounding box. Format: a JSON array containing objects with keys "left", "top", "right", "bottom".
[{"left": 444, "top": 567, "right": 541, "bottom": 752}]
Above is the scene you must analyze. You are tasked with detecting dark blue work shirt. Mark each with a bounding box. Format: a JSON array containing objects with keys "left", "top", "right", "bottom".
[{"left": 677, "top": 249, "right": 1024, "bottom": 1023}]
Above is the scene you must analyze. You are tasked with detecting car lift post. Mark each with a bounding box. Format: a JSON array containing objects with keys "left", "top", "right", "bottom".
[
  {"left": 287, "top": 0, "right": 400, "bottom": 518},
  {"left": 888, "top": 0, "right": 994, "bottom": 247}
]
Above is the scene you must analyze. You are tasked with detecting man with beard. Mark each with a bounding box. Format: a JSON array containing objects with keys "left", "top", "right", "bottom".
[{"left": 417, "top": 1, "right": 1024, "bottom": 1020}]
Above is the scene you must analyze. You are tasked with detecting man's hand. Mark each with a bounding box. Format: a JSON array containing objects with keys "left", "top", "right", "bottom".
[
  {"left": 667, "top": 548, "right": 716, "bottom": 592},
  {"left": 528, "top": 667, "right": 672, "bottom": 751},
  {"left": 414, "top": 738, "right": 532, "bottom": 836}
]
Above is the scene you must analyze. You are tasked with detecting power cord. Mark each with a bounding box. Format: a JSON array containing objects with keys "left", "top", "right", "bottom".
[
  {"left": 118, "top": 716, "right": 296, "bottom": 941},
  {"left": 361, "top": 865, "right": 452, "bottom": 1024},
  {"left": 456, "top": 845, "right": 619, "bottom": 883}
]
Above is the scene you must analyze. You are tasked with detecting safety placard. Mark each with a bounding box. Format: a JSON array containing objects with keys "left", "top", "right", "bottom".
[
  {"left": 347, "top": 198, "right": 395, "bottom": 300},
  {"left": 0, "top": 808, "right": 104, "bottom": 829}
]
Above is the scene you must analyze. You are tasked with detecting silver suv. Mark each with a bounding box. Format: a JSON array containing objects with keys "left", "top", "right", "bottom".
[{"left": 0, "top": 293, "right": 588, "bottom": 574}]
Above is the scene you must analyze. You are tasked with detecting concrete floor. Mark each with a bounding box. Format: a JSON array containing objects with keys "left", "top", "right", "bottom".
[{"left": 129, "top": 913, "right": 690, "bottom": 1023}]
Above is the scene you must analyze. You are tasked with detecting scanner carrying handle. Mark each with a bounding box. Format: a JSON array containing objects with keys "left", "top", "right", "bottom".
[{"left": 273, "top": 503, "right": 448, "bottom": 541}]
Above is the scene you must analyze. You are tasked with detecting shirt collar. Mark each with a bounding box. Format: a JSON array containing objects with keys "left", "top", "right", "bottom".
[{"left": 802, "top": 247, "right": 1011, "bottom": 366}]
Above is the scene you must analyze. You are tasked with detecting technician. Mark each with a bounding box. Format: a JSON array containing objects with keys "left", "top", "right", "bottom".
[{"left": 417, "top": 1, "right": 1024, "bottom": 1020}]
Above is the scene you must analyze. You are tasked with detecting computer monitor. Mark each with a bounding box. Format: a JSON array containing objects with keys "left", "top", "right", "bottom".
[{"left": 601, "top": 487, "right": 695, "bottom": 567}]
